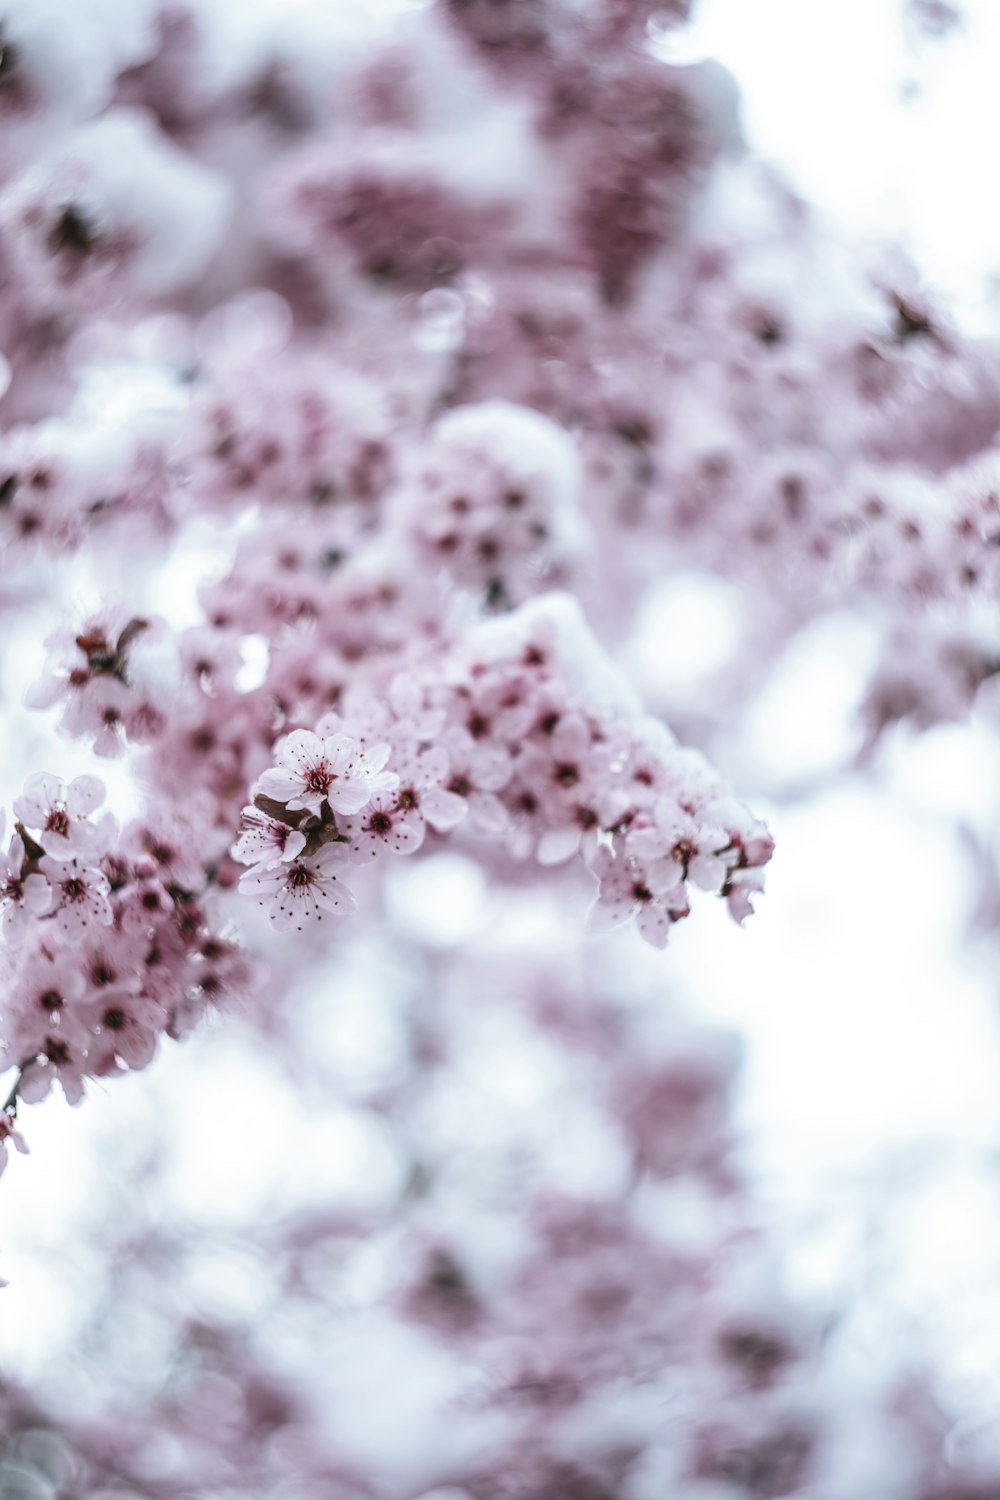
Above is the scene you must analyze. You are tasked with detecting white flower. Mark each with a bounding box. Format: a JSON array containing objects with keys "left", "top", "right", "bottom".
[
  {"left": 344, "top": 792, "right": 424, "bottom": 861},
  {"left": 231, "top": 807, "right": 307, "bottom": 869},
  {"left": 626, "top": 797, "right": 730, "bottom": 895},
  {"left": 14, "top": 772, "right": 106, "bottom": 855},
  {"left": 38, "top": 857, "right": 113, "bottom": 940},
  {"left": 256, "top": 729, "right": 396, "bottom": 817},
  {"left": 239, "top": 843, "right": 357, "bottom": 930},
  {"left": 0, "top": 828, "right": 52, "bottom": 945}
]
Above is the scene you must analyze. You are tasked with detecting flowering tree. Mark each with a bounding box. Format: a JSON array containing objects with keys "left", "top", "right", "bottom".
[{"left": 0, "top": 0, "right": 998, "bottom": 1495}]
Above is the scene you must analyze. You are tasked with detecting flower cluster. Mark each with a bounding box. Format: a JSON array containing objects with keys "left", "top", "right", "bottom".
[
  {"left": 0, "top": 772, "right": 250, "bottom": 1109},
  {"left": 0, "top": 0, "right": 993, "bottom": 1488},
  {"left": 234, "top": 728, "right": 396, "bottom": 930},
  {"left": 235, "top": 597, "right": 772, "bottom": 946},
  {"left": 0, "top": 410, "right": 174, "bottom": 555},
  {"left": 394, "top": 399, "right": 588, "bottom": 607},
  {"left": 271, "top": 134, "right": 513, "bottom": 291},
  {"left": 185, "top": 345, "right": 395, "bottom": 521}
]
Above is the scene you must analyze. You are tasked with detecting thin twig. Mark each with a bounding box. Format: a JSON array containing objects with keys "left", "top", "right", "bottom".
[{"left": 2, "top": 1067, "right": 23, "bottom": 1117}]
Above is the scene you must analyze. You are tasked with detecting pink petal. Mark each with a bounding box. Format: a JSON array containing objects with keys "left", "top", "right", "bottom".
[{"left": 422, "top": 787, "right": 467, "bottom": 832}]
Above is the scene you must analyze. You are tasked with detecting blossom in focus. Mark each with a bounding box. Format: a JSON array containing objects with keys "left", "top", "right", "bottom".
[
  {"left": 256, "top": 728, "right": 395, "bottom": 816},
  {"left": 232, "top": 808, "right": 307, "bottom": 869},
  {"left": 239, "top": 844, "right": 357, "bottom": 930},
  {"left": 587, "top": 843, "right": 690, "bottom": 949},
  {"left": 37, "top": 857, "right": 113, "bottom": 940}
]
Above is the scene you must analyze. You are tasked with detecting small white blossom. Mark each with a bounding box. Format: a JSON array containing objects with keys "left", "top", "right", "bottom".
[
  {"left": 256, "top": 729, "right": 396, "bottom": 817},
  {"left": 239, "top": 843, "right": 357, "bottom": 931}
]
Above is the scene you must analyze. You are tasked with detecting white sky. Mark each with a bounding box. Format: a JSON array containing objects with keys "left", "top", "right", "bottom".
[{"left": 684, "top": 0, "right": 1000, "bottom": 326}]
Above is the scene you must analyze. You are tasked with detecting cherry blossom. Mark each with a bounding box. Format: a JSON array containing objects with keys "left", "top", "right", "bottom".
[
  {"left": 0, "top": 941, "right": 87, "bottom": 1075},
  {"left": 13, "top": 771, "right": 106, "bottom": 854},
  {"left": 390, "top": 740, "right": 470, "bottom": 836},
  {"left": 239, "top": 844, "right": 357, "bottom": 930},
  {"left": 256, "top": 728, "right": 395, "bottom": 817},
  {"left": 586, "top": 843, "right": 691, "bottom": 949},
  {"left": 626, "top": 796, "right": 731, "bottom": 895},
  {"left": 0, "top": 3, "right": 993, "bottom": 1493},
  {"left": 0, "top": 822, "right": 52, "bottom": 944},
  {"left": 81, "top": 992, "right": 169, "bottom": 1075},
  {"left": 439, "top": 725, "right": 511, "bottom": 833},
  {"left": 37, "top": 856, "right": 113, "bottom": 939},
  {"left": 342, "top": 790, "right": 425, "bottom": 861},
  {"left": 232, "top": 807, "right": 307, "bottom": 869}
]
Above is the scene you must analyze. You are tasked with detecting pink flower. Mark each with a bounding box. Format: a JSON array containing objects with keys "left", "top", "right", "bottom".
[
  {"left": 587, "top": 845, "right": 690, "bottom": 949},
  {"left": 82, "top": 993, "right": 168, "bottom": 1074},
  {"left": 391, "top": 742, "right": 468, "bottom": 834},
  {"left": 13, "top": 772, "right": 107, "bottom": 856},
  {"left": 0, "top": 825, "right": 52, "bottom": 945},
  {"left": 232, "top": 808, "right": 307, "bottom": 870},
  {"left": 127, "top": 811, "right": 213, "bottom": 893},
  {"left": 38, "top": 857, "right": 113, "bottom": 939},
  {"left": 440, "top": 726, "right": 511, "bottom": 833},
  {"left": 72, "top": 677, "right": 133, "bottom": 759},
  {"left": 626, "top": 797, "right": 730, "bottom": 895},
  {"left": 2, "top": 943, "right": 89, "bottom": 1076},
  {"left": 16, "top": 1036, "right": 89, "bottom": 1107},
  {"left": 256, "top": 729, "right": 395, "bottom": 816},
  {"left": 722, "top": 867, "right": 767, "bottom": 925},
  {"left": 239, "top": 844, "right": 357, "bottom": 930},
  {"left": 343, "top": 791, "right": 424, "bottom": 861}
]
